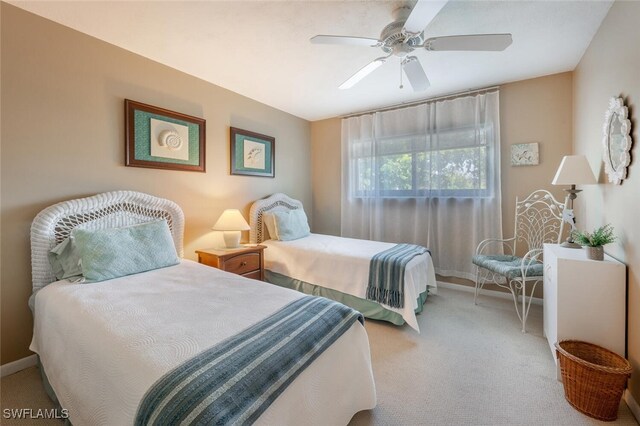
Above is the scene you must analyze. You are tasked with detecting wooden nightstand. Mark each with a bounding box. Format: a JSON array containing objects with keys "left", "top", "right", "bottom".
[{"left": 196, "top": 245, "right": 266, "bottom": 281}]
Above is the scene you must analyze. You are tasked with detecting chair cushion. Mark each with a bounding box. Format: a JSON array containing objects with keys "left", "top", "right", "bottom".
[{"left": 472, "top": 254, "right": 543, "bottom": 279}]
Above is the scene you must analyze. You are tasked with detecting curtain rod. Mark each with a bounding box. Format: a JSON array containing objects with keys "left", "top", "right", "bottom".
[{"left": 341, "top": 85, "right": 500, "bottom": 119}]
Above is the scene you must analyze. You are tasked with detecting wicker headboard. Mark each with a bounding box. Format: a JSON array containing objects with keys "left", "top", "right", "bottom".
[
  {"left": 249, "top": 193, "right": 303, "bottom": 243},
  {"left": 30, "top": 190, "right": 185, "bottom": 294}
]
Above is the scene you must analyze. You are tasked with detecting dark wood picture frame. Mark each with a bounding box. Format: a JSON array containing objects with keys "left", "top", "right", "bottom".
[
  {"left": 125, "top": 99, "right": 206, "bottom": 172},
  {"left": 230, "top": 127, "right": 275, "bottom": 178}
]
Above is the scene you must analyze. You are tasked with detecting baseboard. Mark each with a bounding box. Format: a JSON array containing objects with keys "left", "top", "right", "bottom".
[
  {"left": 436, "top": 280, "right": 543, "bottom": 306},
  {"left": 0, "top": 354, "right": 37, "bottom": 378},
  {"left": 625, "top": 389, "right": 640, "bottom": 423}
]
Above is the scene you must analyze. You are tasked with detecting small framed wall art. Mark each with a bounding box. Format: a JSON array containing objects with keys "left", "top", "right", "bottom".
[
  {"left": 230, "top": 127, "right": 275, "bottom": 178},
  {"left": 511, "top": 142, "right": 539, "bottom": 166},
  {"left": 125, "top": 99, "right": 206, "bottom": 172}
]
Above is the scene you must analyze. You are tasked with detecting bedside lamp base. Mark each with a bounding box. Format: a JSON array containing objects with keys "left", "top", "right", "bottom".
[
  {"left": 222, "top": 231, "right": 241, "bottom": 249},
  {"left": 560, "top": 240, "right": 581, "bottom": 249}
]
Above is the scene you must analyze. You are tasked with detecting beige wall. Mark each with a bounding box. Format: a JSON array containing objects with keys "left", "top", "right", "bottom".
[
  {"left": 499, "top": 73, "right": 573, "bottom": 243},
  {"left": 0, "top": 4, "right": 312, "bottom": 365},
  {"left": 573, "top": 0, "right": 640, "bottom": 404},
  {"left": 310, "top": 118, "right": 342, "bottom": 236},
  {"left": 310, "top": 73, "right": 573, "bottom": 295}
]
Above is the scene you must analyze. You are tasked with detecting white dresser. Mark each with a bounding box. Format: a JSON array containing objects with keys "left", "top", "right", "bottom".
[{"left": 543, "top": 244, "right": 626, "bottom": 378}]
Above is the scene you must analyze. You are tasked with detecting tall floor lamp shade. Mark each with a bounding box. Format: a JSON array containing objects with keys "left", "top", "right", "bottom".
[
  {"left": 552, "top": 155, "right": 596, "bottom": 248},
  {"left": 213, "top": 209, "right": 250, "bottom": 249}
]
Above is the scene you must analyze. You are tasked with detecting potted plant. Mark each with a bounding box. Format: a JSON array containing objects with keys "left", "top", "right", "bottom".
[{"left": 572, "top": 224, "right": 616, "bottom": 261}]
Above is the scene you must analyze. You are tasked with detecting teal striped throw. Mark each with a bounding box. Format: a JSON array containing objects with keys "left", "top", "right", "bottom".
[
  {"left": 367, "top": 244, "right": 429, "bottom": 309},
  {"left": 135, "top": 296, "right": 363, "bottom": 426}
]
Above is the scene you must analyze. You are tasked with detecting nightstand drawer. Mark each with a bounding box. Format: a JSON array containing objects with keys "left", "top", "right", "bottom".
[
  {"left": 196, "top": 245, "right": 266, "bottom": 281},
  {"left": 224, "top": 252, "right": 260, "bottom": 275},
  {"left": 241, "top": 270, "right": 262, "bottom": 281}
]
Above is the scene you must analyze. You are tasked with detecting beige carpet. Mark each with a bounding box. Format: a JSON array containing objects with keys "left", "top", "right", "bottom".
[
  {"left": 350, "top": 287, "right": 637, "bottom": 425},
  {"left": 1, "top": 287, "right": 637, "bottom": 425}
]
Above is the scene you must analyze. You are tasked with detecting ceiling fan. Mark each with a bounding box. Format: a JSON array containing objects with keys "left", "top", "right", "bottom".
[{"left": 310, "top": 0, "right": 512, "bottom": 92}]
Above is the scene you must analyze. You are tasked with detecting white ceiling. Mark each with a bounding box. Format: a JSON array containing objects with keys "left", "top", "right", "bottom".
[{"left": 10, "top": 1, "right": 612, "bottom": 121}]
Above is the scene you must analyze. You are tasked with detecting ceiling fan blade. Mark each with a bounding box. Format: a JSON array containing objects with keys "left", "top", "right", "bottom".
[
  {"left": 339, "top": 57, "right": 387, "bottom": 90},
  {"left": 402, "top": 57, "right": 430, "bottom": 92},
  {"left": 424, "top": 34, "right": 513, "bottom": 51},
  {"left": 403, "top": 0, "right": 448, "bottom": 35},
  {"left": 310, "top": 35, "right": 380, "bottom": 47}
]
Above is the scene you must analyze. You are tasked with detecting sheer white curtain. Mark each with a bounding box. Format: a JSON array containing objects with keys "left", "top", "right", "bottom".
[{"left": 341, "top": 90, "right": 502, "bottom": 281}]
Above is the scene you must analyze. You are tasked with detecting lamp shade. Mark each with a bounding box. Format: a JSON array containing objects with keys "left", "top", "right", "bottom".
[
  {"left": 552, "top": 155, "right": 597, "bottom": 185},
  {"left": 212, "top": 209, "right": 250, "bottom": 231}
]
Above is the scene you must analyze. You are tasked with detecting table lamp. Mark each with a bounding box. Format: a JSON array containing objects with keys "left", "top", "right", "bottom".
[
  {"left": 552, "top": 155, "right": 597, "bottom": 248},
  {"left": 213, "top": 209, "right": 250, "bottom": 249}
]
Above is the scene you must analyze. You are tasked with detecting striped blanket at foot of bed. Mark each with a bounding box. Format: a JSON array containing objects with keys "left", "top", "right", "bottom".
[
  {"left": 367, "top": 243, "right": 429, "bottom": 309},
  {"left": 135, "top": 296, "right": 363, "bottom": 426}
]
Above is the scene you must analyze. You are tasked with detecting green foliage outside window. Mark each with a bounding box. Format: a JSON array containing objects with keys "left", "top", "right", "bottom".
[{"left": 355, "top": 135, "right": 489, "bottom": 197}]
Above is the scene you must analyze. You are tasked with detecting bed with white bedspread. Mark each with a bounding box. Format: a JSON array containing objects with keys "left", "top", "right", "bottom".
[
  {"left": 249, "top": 193, "right": 437, "bottom": 332},
  {"left": 29, "top": 191, "right": 376, "bottom": 425}
]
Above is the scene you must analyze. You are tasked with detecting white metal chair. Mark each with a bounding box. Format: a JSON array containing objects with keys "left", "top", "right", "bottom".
[{"left": 472, "top": 190, "right": 565, "bottom": 333}]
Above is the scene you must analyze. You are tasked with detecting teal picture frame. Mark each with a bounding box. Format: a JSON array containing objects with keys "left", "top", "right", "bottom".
[
  {"left": 125, "top": 99, "right": 206, "bottom": 172},
  {"left": 230, "top": 127, "right": 275, "bottom": 178}
]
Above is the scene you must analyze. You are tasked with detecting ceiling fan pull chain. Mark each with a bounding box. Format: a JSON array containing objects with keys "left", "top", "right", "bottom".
[{"left": 399, "top": 62, "right": 404, "bottom": 89}]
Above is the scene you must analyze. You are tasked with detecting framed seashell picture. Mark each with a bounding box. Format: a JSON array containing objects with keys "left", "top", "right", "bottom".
[
  {"left": 230, "top": 127, "right": 275, "bottom": 178},
  {"left": 125, "top": 99, "right": 206, "bottom": 172},
  {"left": 510, "top": 142, "right": 539, "bottom": 166}
]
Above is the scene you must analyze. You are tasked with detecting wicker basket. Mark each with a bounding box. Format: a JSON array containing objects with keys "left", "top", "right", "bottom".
[{"left": 555, "top": 340, "right": 632, "bottom": 421}]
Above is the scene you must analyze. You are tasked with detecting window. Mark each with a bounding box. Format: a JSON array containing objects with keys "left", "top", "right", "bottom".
[
  {"left": 341, "top": 90, "right": 502, "bottom": 282},
  {"left": 352, "top": 126, "right": 493, "bottom": 198}
]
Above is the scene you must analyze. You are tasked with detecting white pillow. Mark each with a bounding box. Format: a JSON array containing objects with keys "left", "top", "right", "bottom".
[
  {"left": 271, "top": 209, "right": 310, "bottom": 241},
  {"left": 263, "top": 212, "right": 278, "bottom": 240}
]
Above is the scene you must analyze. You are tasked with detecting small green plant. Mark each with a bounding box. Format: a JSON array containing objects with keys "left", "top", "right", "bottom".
[{"left": 572, "top": 224, "right": 617, "bottom": 247}]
